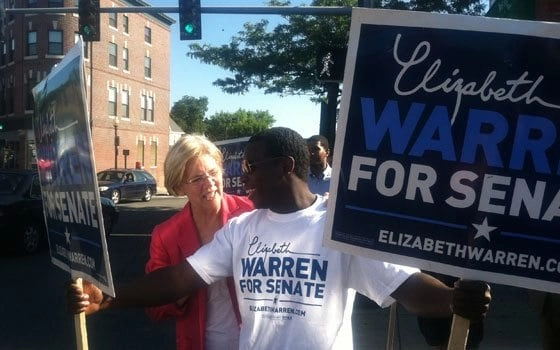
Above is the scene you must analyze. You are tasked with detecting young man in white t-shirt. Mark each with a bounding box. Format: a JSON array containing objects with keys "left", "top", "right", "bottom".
[{"left": 68, "top": 127, "right": 491, "bottom": 350}]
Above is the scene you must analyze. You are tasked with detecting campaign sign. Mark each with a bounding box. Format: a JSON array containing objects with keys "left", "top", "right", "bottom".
[
  {"left": 32, "top": 39, "right": 114, "bottom": 296},
  {"left": 324, "top": 9, "right": 560, "bottom": 293},
  {"left": 216, "top": 137, "right": 249, "bottom": 195}
]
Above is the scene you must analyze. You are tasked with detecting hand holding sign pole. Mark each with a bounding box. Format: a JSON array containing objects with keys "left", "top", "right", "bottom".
[
  {"left": 447, "top": 314, "right": 469, "bottom": 350},
  {"left": 74, "top": 278, "right": 88, "bottom": 350}
]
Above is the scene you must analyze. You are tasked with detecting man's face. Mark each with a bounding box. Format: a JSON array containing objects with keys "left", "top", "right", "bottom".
[
  {"left": 307, "top": 141, "right": 329, "bottom": 167},
  {"left": 241, "top": 142, "right": 286, "bottom": 209}
]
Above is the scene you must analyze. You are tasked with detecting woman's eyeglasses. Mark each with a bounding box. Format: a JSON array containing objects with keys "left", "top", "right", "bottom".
[
  {"left": 241, "top": 157, "right": 286, "bottom": 175},
  {"left": 184, "top": 169, "right": 220, "bottom": 185}
]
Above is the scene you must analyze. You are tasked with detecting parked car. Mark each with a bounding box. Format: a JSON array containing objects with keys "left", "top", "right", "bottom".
[
  {"left": 0, "top": 169, "right": 119, "bottom": 255},
  {"left": 97, "top": 168, "right": 157, "bottom": 204}
]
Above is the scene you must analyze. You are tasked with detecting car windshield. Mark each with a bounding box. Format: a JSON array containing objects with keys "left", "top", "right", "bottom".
[
  {"left": 0, "top": 173, "right": 24, "bottom": 194},
  {"left": 97, "top": 171, "right": 125, "bottom": 183}
]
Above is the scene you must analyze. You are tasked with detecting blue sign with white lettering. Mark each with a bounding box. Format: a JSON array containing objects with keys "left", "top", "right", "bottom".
[
  {"left": 32, "top": 39, "right": 114, "bottom": 296},
  {"left": 215, "top": 137, "right": 249, "bottom": 195},
  {"left": 324, "top": 9, "right": 560, "bottom": 293}
]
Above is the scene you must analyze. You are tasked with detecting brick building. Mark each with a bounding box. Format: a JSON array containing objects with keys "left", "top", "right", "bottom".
[{"left": 0, "top": 0, "right": 173, "bottom": 192}]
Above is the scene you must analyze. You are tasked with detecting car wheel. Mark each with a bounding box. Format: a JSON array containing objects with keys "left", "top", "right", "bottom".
[
  {"left": 142, "top": 187, "right": 152, "bottom": 202},
  {"left": 20, "top": 222, "right": 42, "bottom": 255},
  {"left": 111, "top": 189, "right": 121, "bottom": 204}
]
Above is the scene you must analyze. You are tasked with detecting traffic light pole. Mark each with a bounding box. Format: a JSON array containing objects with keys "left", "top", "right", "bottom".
[{"left": 5, "top": 6, "right": 352, "bottom": 16}]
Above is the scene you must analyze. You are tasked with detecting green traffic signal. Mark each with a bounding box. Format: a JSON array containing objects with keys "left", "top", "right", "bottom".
[
  {"left": 179, "top": 0, "right": 201, "bottom": 40},
  {"left": 184, "top": 23, "right": 195, "bottom": 34}
]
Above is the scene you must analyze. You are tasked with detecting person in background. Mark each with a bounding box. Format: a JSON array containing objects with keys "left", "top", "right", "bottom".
[
  {"left": 145, "top": 135, "right": 254, "bottom": 350},
  {"left": 68, "top": 127, "right": 491, "bottom": 350},
  {"left": 307, "top": 134, "right": 331, "bottom": 195},
  {"left": 417, "top": 271, "right": 485, "bottom": 349}
]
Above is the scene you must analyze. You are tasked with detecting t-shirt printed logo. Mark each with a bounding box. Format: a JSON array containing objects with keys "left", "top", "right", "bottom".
[{"left": 240, "top": 235, "right": 328, "bottom": 319}]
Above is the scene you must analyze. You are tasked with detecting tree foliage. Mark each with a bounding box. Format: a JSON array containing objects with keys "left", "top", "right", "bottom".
[
  {"left": 187, "top": 0, "right": 486, "bottom": 101},
  {"left": 170, "top": 95, "right": 208, "bottom": 134},
  {"left": 204, "top": 109, "right": 276, "bottom": 141}
]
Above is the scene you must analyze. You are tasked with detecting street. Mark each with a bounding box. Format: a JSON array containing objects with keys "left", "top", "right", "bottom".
[{"left": 0, "top": 196, "right": 544, "bottom": 349}]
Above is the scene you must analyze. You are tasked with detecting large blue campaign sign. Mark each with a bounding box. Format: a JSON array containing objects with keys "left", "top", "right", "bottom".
[
  {"left": 324, "top": 9, "right": 560, "bottom": 293},
  {"left": 32, "top": 39, "right": 114, "bottom": 296}
]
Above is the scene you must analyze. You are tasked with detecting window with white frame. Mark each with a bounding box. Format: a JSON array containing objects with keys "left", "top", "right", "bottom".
[
  {"left": 147, "top": 96, "right": 154, "bottom": 122},
  {"left": 144, "top": 27, "right": 151, "bottom": 43},
  {"left": 48, "top": 30, "right": 63, "bottom": 55},
  {"left": 141, "top": 94, "right": 147, "bottom": 121},
  {"left": 123, "top": 15, "right": 129, "bottom": 34},
  {"left": 121, "top": 90, "right": 129, "bottom": 119},
  {"left": 109, "top": 12, "right": 117, "bottom": 28},
  {"left": 108, "top": 87, "right": 117, "bottom": 116},
  {"left": 122, "top": 47, "right": 129, "bottom": 71},
  {"left": 27, "top": 31, "right": 37, "bottom": 56},
  {"left": 144, "top": 56, "right": 151, "bottom": 78},
  {"left": 109, "top": 42, "right": 118, "bottom": 67}
]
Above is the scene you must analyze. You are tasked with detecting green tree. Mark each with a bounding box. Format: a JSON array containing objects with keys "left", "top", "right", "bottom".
[
  {"left": 187, "top": 0, "right": 485, "bottom": 144},
  {"left": 170, "top": 95, "right": 208, "bottom": 134},
  {"left": 204, "top": 109, "right": 275, "bottom": 141},
  {"left": 187, "top": 0, "right": 486, "bottom": 100}
]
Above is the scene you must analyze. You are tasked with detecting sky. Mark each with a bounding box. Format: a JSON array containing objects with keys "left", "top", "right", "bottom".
[{"left": 156, "top": 0, "right": 321, "bottom": 138}]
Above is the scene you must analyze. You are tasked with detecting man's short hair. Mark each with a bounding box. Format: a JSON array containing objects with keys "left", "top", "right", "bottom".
[
  {"left": 307, "top": 134, "right": 330, "bottom": 151},
  {"left": 249, "top": 127, "right": 309, "bottom": 181}
]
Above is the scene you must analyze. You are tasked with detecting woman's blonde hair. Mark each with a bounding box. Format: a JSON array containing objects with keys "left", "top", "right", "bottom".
[{"left": 164, "top": 134, "right": 223, "bottom": 196}]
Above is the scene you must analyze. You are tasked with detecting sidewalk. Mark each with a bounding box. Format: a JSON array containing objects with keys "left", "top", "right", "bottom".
[{"left": 352, "top": 283, "right": 542, "bottom": 349}]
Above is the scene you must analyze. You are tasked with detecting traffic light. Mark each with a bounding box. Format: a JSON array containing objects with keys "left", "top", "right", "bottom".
[
  {"left": 179, "top": 0, "right": 201, "bottom": 40},
  {"left": 79, "top": 0, "right": 100, "bottom": 42}
]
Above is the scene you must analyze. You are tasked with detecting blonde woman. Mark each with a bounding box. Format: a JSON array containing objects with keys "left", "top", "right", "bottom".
[{"left": 145, "top": 135, "right": 253, "bottom": 350}]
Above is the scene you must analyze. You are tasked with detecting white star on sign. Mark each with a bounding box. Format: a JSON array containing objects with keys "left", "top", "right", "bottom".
[
  {"left": 472, "top": 217, "right": 496, "bottom": 242},
  {"left": 65, "top": 227, "right": 71, "bottom": 245}
]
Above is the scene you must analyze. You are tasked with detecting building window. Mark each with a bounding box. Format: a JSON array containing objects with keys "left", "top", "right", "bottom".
[
  {"left": 137, "top": 140, "right": 145, "bottom": 168},
  {"left": 122, "top": 47, "right": 129, "bottom": 71},
  {"left": 150, "top": 141, "right": 157, "bottom": 166},
  {"left": 109, "top": 42, "right": 118, "bottom": 67},
  {"left": 121, "top": 90, "right": 129, "bottom": 119},
  {"left": 123, "top": 15, "right": 129, "bottom": 34},
  {"left": 48, "top": 0, "right": 63, "bottom": 7},
  {"left": 8, "top": 37, "right": 15, "bottom": 62},
  {"left": 27, "top": 0, "right": 38, "bottom": 8},
  {"left": 147, "top": 96, "right": 154, "bottom": 122},
  {"left": 109, "top": 12, "right": 117, "bottom": 28},
  {"left": 141, "top": 95, "right": 147, "bottom": 121},
  {"left": 27, "top": 31, "right": 37, "bottom": 56},
  {"left": 144, "top": 56, "right": 151, "bottom": 78},
  {"left": 108, "top": 87, "right": 117, "bottom": 116},
  {"left": 144, "top": 27, "right": 151, "bottom": 43},
  {"left": 48, "top": 30, "right": 63, "bottom": 55}
]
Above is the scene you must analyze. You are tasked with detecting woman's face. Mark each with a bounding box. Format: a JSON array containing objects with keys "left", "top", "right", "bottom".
[{"left": 179, "top": 154, "right": 223, "bottom": 209}]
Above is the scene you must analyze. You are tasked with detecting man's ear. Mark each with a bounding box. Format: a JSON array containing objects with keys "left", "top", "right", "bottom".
[{"left": 282, "top": 156, "right": 295, "bottom": 174}]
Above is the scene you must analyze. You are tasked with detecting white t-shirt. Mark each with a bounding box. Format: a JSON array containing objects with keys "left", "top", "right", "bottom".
[
  {"left": 205, "top": 279, "right": 240, "bottom": 350},
  {"left": 187, "top": 196, "right": 418, "bottom": 350}
]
